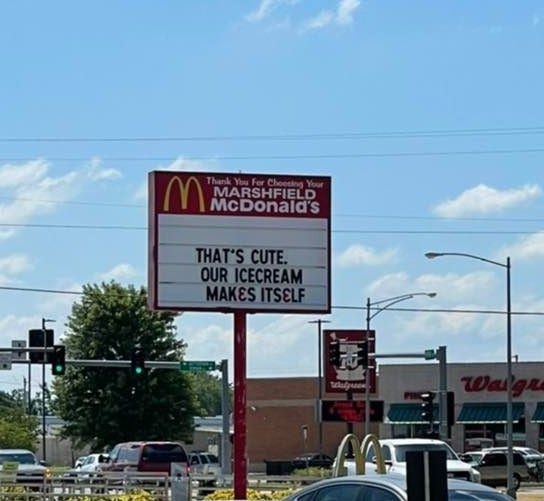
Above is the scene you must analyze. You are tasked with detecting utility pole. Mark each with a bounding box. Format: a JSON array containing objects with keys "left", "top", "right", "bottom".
[
  {"left": 220, "top": 359, "right": 231, "bottom": 475},
  {"left": 308, "top": 318, "right": 330, "bottom": 457},
  {"left": 41, "top": 317, "right": 55, "bottom": 462},
  {"left": 437, "top": 345, "right": 448, "bottom": 440}
]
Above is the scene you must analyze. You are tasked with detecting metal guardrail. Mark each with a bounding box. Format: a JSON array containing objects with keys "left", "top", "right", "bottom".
[{"left": 0, "top": 472, "right": 319, "bottom": 500}]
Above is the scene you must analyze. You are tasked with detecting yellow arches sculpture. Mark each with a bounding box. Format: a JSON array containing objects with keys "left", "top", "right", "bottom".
[{"left": 332, "top": 433, "right": 387, "bottom": 477}]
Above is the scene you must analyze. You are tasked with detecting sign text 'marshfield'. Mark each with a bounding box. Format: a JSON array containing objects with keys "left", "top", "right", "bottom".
[{"left": 148, "top": 171, "right": 331, "bottom": 314}]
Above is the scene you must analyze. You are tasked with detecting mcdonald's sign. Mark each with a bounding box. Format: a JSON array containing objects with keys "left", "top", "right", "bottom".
[
  {"left": 162, "top": 175, "right": 206, "bottom": 213},
  {"left": 148, "top": 170, "right": 331, "bottom": 313}
]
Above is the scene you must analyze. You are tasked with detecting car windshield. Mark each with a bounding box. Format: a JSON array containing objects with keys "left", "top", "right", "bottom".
[
  {"left": 395, "top": 444, "right": 458, "bottom": 461},
  {"left": 206, "top": 454, "right": 219, "bottom": 463},
  {"left": 0, "top": 453, "right": 37, "bottom": 464}
]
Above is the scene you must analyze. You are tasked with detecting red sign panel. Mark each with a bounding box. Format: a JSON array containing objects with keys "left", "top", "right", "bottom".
[
  {"left": 323, "top": 329, "right": 376, "bottom": 394},
  {"left": 151, "top": 171, "right": 330, "bottom": 218},
  {"left": 321, "top": 400, "right": 384, "bottom": 423}
]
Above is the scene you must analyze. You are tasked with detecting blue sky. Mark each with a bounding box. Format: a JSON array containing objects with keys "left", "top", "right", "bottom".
[{"left": 1, "top": 1, "right": 544, "bottom": 394}]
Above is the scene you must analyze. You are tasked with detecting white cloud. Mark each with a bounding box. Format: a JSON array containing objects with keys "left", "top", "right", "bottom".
[
  {"left": 0, "top": 253, "right": 33, "bottom": 285},
  {"left": 246, "top": 0, "right": 298, "bottom": 23},
  {"left": 364, "top": 270, "right": 496, "bottom": 305},
  {"left": 0, "top": 160, "right": 48, "bottom": 188},
  {"left": 0, "top": 158, "right": 122, "bottom": 240},
  {"left": 88, "top": 157, "right": 122, "bottom": 181},
  {"left": 0, "top": 314, "right": 44, "bottom": 349},
  {"left": 179, "top": 312, "right": 318, "bottom": 379},
  {"left": 98, "top": 263, "right": 139, "bottom": 282},
  {"left": 335, "top": 244, "right": 397, "bottom": 267},
  {"left": 496, "top": 232, "right": 544, "bottom": 261},
  {"left": 0, "top": 254, "right": 32, "bottom": 275},
  {"left": 302, "top": 0, "right": 360, "bottom": 31},
  {"left": 432, "top": 183, "right": 541, "bottom": 217},
  {"left": 336, "top": 0, "right": 361, "bottom": 25},
  {"left": 134, "top": 156, "right": 217, "bottom": 201}
]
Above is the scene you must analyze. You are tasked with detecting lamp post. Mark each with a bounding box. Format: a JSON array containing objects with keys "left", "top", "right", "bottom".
[
  {"left": 365, "top": 292, "right": 437, "bottom": 434},
  {"left": 308, "top": 319, "right": 330, "bottom": 457},
  {"left": 425, "top": 251, "right": 513, "bottom": 498}
]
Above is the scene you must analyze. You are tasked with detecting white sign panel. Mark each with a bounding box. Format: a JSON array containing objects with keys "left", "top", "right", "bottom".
[
  {"left": 0, "top": 352, "right": 12, "bottom": 370},
  {"left": 148, "top": 171, "right": 331, "bottom": 313},
  {"left": 11, "top": 340, "right": 27, "bottom": 361}
]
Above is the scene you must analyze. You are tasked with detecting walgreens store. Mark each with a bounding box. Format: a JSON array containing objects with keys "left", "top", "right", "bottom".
[{"left": 377, "top": 361, "right": 544, "bottom": 452}]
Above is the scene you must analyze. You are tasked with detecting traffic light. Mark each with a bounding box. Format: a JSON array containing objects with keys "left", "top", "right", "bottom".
[
  {"left": 420, "top": 391, "right": 435, "bottom": 423},
  {"left": 51, "top": 345, "right": 66, "bottom": 376},
  {"left": 356, "top": 341, "right": 369, "bottom": 368},
  {"left": 328, "top": 340, "right": 341, "bottom": 366},
  {"left": 131, "top": 349, "right": 145, "bottom": 376}
]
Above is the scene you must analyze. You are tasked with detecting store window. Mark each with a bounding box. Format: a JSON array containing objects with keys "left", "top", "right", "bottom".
[
  {"left": 390, "top": 424, "right": 433, "bottom": 439},
  {"left": 464, "top": 421, "right": 526, "bottom": 449}
]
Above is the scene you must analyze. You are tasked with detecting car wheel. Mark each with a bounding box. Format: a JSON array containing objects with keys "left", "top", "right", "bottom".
[{"left": 513, "top": 474, "right": 521, "bottom": 490}]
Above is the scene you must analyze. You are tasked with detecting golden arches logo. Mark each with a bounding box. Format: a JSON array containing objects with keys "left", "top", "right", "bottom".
[
  {"left": 332, "top": 433, "right": 386, "bottom": 477},
  {"left": 163, "top": 175, "right": 205, "bottom": 213}
]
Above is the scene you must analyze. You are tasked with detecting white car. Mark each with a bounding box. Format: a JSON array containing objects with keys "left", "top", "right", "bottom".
[
  {"left": 76, "top": 453, "right": 109, "bottom": 476},
  {"left": 343, "top": 438, "right": 481, "bottom": 483}
]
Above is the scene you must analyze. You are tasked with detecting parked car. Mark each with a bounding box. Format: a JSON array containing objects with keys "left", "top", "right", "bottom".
[
  {"left": 78, "top": 453, "right": 109, "bottom": 475},
  {"left": 292, "top": 453, "right": 334, "bottom": 469},
  {"left": 188, "top": 451, "right": 221, "bottom": 487},
  {"left": 0, "top": 449, "right": 50, "bottom": 485},
  {"left": 460, "top": 451, "right": 485, "bottom": 467},
  {"left": 470, "top": 450, "right": 531, "bottom": 490},
  {"left": 282, "top": 471, "right": 514, "bottom": 501},
  {"left": 102, "top": 440, "right": 190, "bottom": 494},
  {"left": 349, "top": 438, "right": 481, "bottom": 482},
  {"left": 482, "top": 446, "right": 544, "bottom": 479}
]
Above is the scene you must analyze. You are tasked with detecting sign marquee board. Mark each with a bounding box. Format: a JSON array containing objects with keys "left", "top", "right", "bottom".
[
  {"left": 321, "top": 400, "right": 384, "bottom": 423},
  {"left": 323, "top": 329, "right": 376, "bottom": 394},
  {"left": 148, "top": 171, "right": 331, "bottom": 313}
]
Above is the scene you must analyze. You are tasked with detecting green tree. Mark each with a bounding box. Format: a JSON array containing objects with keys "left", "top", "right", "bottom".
[
  {"left": 189, "top": 373, "right": 228, "bottom": 416},
  {"left": 0, "top": 408, "right": 39, "bottom": 450},
  {"left": 52, "top": 281, "right": 200, "bottom": 451},
  {"left": 0, "top": 390, "right": 22, "bottom": 411}
]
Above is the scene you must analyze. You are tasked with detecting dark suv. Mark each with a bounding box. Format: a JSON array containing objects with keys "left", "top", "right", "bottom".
[{"left": 102, "top": 441, "right": 190, "bottom": 490}]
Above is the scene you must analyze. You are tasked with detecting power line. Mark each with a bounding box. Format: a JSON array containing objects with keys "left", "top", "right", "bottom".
[
  {"left": 1, "top": 195, "right": 544, "bottom": 224},
  {"left": 2, "top": 125, "right": 544, "bottom": 142},
  {"left": 0, "top": 222, "right": 541, "bottom": 235},
  {"left": 2, "top": 147, "right": 544, "bottom": 162},
  {"left": 0, "top": 284, "right": 543, "bottom": 317}
]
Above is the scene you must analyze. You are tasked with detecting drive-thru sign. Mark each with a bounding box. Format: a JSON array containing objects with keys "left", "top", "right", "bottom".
[{"left": 148, "top": 170, "right": 331, "bottom": 313}]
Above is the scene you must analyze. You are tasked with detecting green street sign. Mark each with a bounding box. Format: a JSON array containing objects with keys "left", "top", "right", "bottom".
[
  {"left": 424, "top": 349, "right": 436, "bottom": 360},
  {"left": 179, "top": 361, "right": 216, "bottom": 372}
]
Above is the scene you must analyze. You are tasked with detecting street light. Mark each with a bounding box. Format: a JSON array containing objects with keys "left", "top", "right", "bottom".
[
  {"left": 425, "top": 251, "right": 513, "bottom": 498},
  {"left": 365, "top": 292, "right": 437, "bottom": 434}
]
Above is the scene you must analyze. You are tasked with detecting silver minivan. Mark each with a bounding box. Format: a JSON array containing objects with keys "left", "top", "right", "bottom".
[{"left": 471, "top": 450, "right": 531, "bottom": 490}]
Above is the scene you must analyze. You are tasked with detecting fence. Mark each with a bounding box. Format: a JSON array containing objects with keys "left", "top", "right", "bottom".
[{"left": 0, "top": 472, "right": 320, "bottom": 501}]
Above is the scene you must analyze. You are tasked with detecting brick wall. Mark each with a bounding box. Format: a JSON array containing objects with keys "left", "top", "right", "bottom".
[{"left": 247, "top": 377, "right": 374, "bottom": 471}]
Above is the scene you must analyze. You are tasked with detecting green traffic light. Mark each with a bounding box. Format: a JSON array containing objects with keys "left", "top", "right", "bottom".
[
  {"left": 55, "top": 365, "right": 63, "bottom": 373},
  {"left": 134, "top": 366, "right": 143, "bottom": 375}
]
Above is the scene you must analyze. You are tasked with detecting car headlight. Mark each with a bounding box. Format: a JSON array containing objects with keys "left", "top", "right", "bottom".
[
  {"left": 45, "top": 468, "right": 52, "bottom": 478},
  {"left": 471, "top": 468, "right": 481, "bottom": 483}
]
